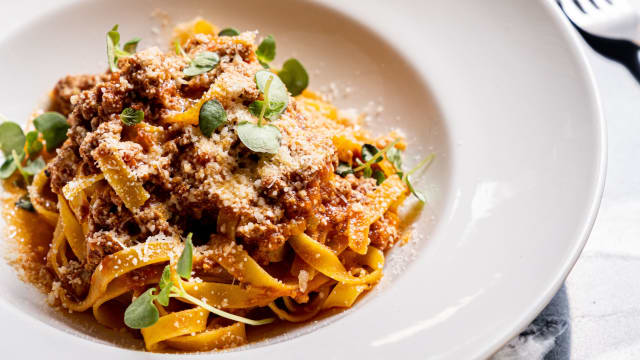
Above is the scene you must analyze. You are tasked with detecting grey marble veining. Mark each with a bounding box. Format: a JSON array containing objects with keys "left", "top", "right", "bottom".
[{"left": 493, "top": 288, "right": 570, "bottom": 360}]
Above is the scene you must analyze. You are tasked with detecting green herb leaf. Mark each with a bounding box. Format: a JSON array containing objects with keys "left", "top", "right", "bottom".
[
  {"left": 199, "top": 99, "right": 227, "bottom": 137},
  {"left": 123, "top": 37, "right": 141, "bottom": 53},
  {"left": 374, "top": 170, "right": 386, "bottom": 185},
  {"left": 386, "top": 147, "right": 403, "bottom": 171},
  {"left": 362, "top": 144, "right": 383, "bottom": 164},
  {"left": 399, "top": 154, "right": 435, "bottom": 203},
  {"left": 354, "top": 139, "right": 400, "bottom": 173},
  {"left": 156, "top": 282, "right": 172, "bottom": 307},
  {"left": 106, "top": 25, "right": 139, "bottom": 72},
  {"left": 25, "top": 131, "right": 43, "bottom": 157},
  {"left": 363, "top": 166, "right": 372, "bottom": 178},
  {"left": 15, "top": 194, "right": 34, "bottom": 212},
  {"left": 240, "top": 71, "right": 284, "bottom": 154},
  {"left": 184, "top": 51, "right": 220, "bottom": 76},
  {"left": 403, "top": 174, "right": 425, "bottom": 202},
  {"left": 250, "top": 70, "right": 288, "bottom": 121},
  {"left": 237, "top": 122, "right": 281, "bottom": 154},
  {"left": 336, "top": 162, "right": 353, "bottom": 177},
  {"left": 0, "top": 156, "right": 17, "bottom": 179},
  {"left": 106, "top": 25, "right": 120, "bottom": 72},
  {"left": 0, "top": 121, "right": 25, "bottom": 157},
  {"left": 256, "top": 35, "right": 276, "bottom": 65},
  {"left": 33, "top": 112, "right": 69, "bottom": 151},
  {"left": 159, "top": 265, "right": 172, "bottom": 289},
  {"left": 248, "top": 100, "right": 287, "bottom": 122},
  {"left": 156, "top": 285, "right": 171, "bottom": 307},
  {"left": 12, "top": 150, "right": 30, "bottom": 185},
  {"left": 177, "top": 233, "right": 193, "bottom": 279},
  {"left": 277, "top": 58, "right": 309, "bottom": 96},
  {"left": 120, "top": 107, "right": 144, "bottom": 126},
  {"left": 124, "top": 288, "right": 159, "bottom": 329},
  {"left": 255, "top": 70, "right": 288, "bottom": 104},
  {"left": 22, "top": 157, "right": 45, "bottom": 176},
  {"left": 174, "top": 40, "right": 188, "bottom": 58},
  {"left": 218, "top": 28, "right": 240, "bottom": 36}
]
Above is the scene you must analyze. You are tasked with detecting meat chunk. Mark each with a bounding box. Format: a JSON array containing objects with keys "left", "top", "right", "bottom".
[
  {"left": 47, "top": 141, "right": 80, "bottom": 194},
  {"left": 369, "top": 212, "right": 400, "bottom": 251},
  {"left": 52, "top": 74, "right": 102, "bottom": 115},
  {"left": 85, "top": 231, "right": 126, "bottom": 271}
]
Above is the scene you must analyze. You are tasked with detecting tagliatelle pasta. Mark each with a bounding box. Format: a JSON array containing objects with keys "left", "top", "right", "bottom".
[{"left": 1, "top": 16, "right": 434, "bottom": 353}]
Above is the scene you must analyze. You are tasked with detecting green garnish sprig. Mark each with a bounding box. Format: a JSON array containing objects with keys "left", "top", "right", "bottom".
[
  {"left": 15, "top": 194, "right": 35, "bottom": 211},
  {"left": 277, "top": 59, "right": 309, "bottom": 96},
  {"left": 174, "top": 41, "right": 220, "bottom": 77},
  {"left": 255, "top": 35, "right": 309, "bottom": 96},
  {"left": 256, "top": 35, "right": 276, "bottom": 68},
  {"left": 218, "top": 28, "right": 240, "bottom": 37},
  {"left": 174, "top": 40, "right": 189, "bottom": 59},
  {"left": 123, "top": 233, "right": 274, "bottom": 329},
  {"left": 184, "top": 51, "right": 220, "bottom": 77},
  {"left": 334, "top": 139, "right": 434, "bottom": 202},
  {"left": 120, "top": 107, "right": 144, "bottom": 126},
  {"left": 396, "top": 153, "right": 435, "bottom": 202},
  {"left": 237, "top": 70, "right": 287, "bottom": 154},
  {"left": 106, "top": 25, "right": 141, "bottom": 72},
  {"left": 336, "top": 140, "right": 398, "bottom": 183},
  {"left": 352, "top": 139, "right": 400, "bottom": 181},
  {"left": 0, "top": 112, "right": 68, "bottom": 189},
  {"left": 199, "top": 99, "right": 227, "bottom": 137}
]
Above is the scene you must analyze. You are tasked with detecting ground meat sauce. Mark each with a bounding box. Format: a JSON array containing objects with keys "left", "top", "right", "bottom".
[{"left": 43, "top": 31, "right": 396, "bottom": 295}]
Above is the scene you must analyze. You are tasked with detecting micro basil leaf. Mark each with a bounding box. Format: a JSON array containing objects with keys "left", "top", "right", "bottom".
[
  {"left": 199, "top": 99, "right": 227, "bottom": 137},
  {"left": 122, "top": 37, "right": 141, "bottom": 54},
  {"left": 22, "top": 157, "right": 45, "bottom": 176},
  {"left": 406, "top": 174, "right": 425, "bottom": 202},
  {"left": 33, "top": 112, "right": 69, "bottom": 152},
  {"left": 25, "top": 131, "right": 43, "bottom": 157},
  {"left": 0, "top": 121, "right": 25, "bottom": 157},
  {"left": 236, "top": 122, "right": 281, "bottom": 154},
  {"left": 106, "top": 25, "right": 140, "bottom": 72},
  {"left": 251, "top": 70, "right": 288, "bottom": 120},
  {"left": 363, "top": 166, "right": 372, "bottom": 178},
  {"left": 396, "top": 152, "right": 435, "bottom": 203},
  {"left": 336, "top": 162, "right": 354, "bottom": 177},
  {"left": 277, "top": 58, "right": 309, "bottom": 96},
  {"left": 386, "top": 147, "right": 403, "bottom": 171},
  {"left": 374, "top": 170, "right": 386, "bottom": 185},
  {"left": 256, "top": 35, "right": 276, "bottom": 65},
  {"left": 218, "top": 28, "right": 240, "bottom": 36},
  {"left": 106, "top": 25, "right": 120, "bottom": 72},
  {"left": 362, "top": 144, "right": 382, "bottom": 164},
  {"left": 174, "top": 40, "right": 188, "bottom": 58},
  {"left": 120, "top": 107, "right": 144, "bottom": 126},
  {"left": 0, "top": 157, "right": 16, "bottom": 179},
  {"left": 159, "top": 265, "right": 172, "bottom": 289},
  {"left": 15, "top": 195, "right": 34, "bottom": 212},
  {"left": 183, "top": 51, "right": 220, "bottom": 77},
  {"left": 248, "top": 100, "right": 286, "bottom": 121},
  {"left": 177, "top": 233, "right": 193, "bottom": 279},
  {"left": 156, "top": 282, "right": 172, "bottom": 307},
  {"left": 123, "top": 288, "right": 159, "bottom": 329}
]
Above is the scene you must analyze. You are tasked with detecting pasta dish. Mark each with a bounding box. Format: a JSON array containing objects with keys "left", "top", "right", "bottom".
[{"left": 0, "top": 18, "right": 431, "bottom": 352}]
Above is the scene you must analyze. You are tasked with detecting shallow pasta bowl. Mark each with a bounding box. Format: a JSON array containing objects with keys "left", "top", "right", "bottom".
[{"left": 0, "top": 0, "right": 604, "bottom": 358}]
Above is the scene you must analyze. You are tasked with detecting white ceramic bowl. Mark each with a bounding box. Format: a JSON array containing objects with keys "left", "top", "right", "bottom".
[{"left": 0, "top": 0, "right": 604, "bottom": 358}]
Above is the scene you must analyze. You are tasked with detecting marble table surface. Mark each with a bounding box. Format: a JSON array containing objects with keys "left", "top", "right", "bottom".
[
  {"left": 1, "top": 1, "right": 638, "bottom": 359},
  {"left": 494, "top": 2, "right": 640, "bottom": 359}
]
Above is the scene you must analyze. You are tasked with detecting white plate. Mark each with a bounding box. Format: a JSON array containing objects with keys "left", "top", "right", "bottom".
[{"left": 0, "top": 0, "right": 604, "bottom": 359}]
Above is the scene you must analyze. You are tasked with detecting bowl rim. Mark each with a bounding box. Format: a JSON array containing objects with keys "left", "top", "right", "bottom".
[{"left": 476, "top": 0, "right": 607, "bottom": 358}]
